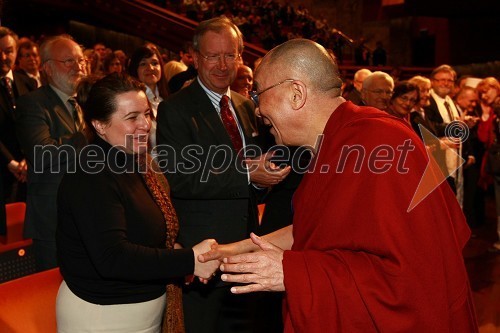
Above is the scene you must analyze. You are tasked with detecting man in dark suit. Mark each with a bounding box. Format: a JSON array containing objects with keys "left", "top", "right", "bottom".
[
  {"left": 0, "top": 26, "right": 37, "bottom": 233},
  {"left": 16, "top": 35, "right": 87, "bottom": 271},
  {"left": 424, "top": 64, "right": 461, "bottom": 193},
  {"left": 156, "top": 17, "right": 289, "bottom": 333},
  {"left": 15, "top": 39, "right": 44, "bottom": 88}
]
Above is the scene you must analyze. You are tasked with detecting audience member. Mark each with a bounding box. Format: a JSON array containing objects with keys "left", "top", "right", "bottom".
[
  {"left": 128, "top": 44, "right": 169, "bottom": 148},
  {"left": 372, "top": 40, "right": 387, "bottom": 66},
  {"left": 91, "top": 42, "right": 106, "bottom": 74},
  {"left": 424, "top": 64, "right": 461, "bottom": 193},
  {"left": 345, "top": 68, "right": 371, "bottom": 105},
  {"left": 455, "top": 86, "right": 482, "bottom": 229},
  {"left": 168, "top": 64, "right": 197, "bottom": 94},
  {"left": 354, "top": 37, "right": 370, "bottom": 66},
  {"left": 114, "top": 49, "right": 128, "bottom": 69},
  {"left": 475, "top": 77, "right": 500, "bottom": 251},
  {"left": 0, "top": 27, "right": 36, "bottom": 206},
  {"left": 163, "top": 41, "right": 194, "bottom": 83},
  {"left": 361, "top": 71, "right": 394, "bottom": 111},
  {"left": 230, "top": 63, "right": 253, "bottom": 98},
  {"left": 102, "top": 52, "right": 123, "bottom": 74},
  {"left": 385, "top": 80, "right": 419, "bottom": 122},
  {"left": 56, "top": 73, "right": 219, "bottom": 333},
  {"left": 201, "top": 38, "right": 478, "bottom": 332},
  {"left": 455, "top": 86, "right": 479, "bottom": 115},
  {"left": 16, "top": 35, "right": 88, "bottom": 271},
  {"left": 156, "top": 16, "right": 289, "bottom": 333},
  {"left": 408, "top": 75, "right": 436, "bottom": 138},
  {"left": 15, "top": 39, "right": 44, "bottom": 87}
]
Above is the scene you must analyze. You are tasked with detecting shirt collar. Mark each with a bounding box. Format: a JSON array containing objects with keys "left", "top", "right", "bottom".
[
  {"left": 197, "top": 76, "right": 231, "bottom": 102},
  {"left": 2, "top": 70, "right": 14, "bottom": 81},
  {"left": 50, "top": 84, "right": 74, "bottom": 105}
]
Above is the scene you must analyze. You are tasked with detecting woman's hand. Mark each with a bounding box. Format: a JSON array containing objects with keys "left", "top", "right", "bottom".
[{"left": 192, "top": 239, "right": 220, "bottom": 280}]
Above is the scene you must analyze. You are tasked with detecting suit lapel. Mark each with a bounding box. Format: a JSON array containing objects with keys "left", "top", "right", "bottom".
[
  {"left": 45, "top": 86, "right": 76, "bottom": 132},
  {"left": 190, "top": 81, "right": 235, "bottom": 148},
  {"left": 231, "top": 93, "right": 257, "bottom": 141}
]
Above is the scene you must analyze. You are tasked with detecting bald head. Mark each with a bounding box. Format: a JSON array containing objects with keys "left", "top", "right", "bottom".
[{"left": 256, "top": 39, "right": 342, "bottom": 94}]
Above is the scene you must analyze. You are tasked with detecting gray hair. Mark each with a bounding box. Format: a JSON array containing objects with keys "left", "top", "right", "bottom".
[
  {"left": 354, "top": 68, "right": 372, "bottom": 82},
  {"left": 193, "top": 16, "right": 244, "bottom": 54},
  {"left": 362, "top": 71, "right": 394, "bottom": 90},
  {"left": 39, "top": 34, "right": 77, "bottom": 64}
]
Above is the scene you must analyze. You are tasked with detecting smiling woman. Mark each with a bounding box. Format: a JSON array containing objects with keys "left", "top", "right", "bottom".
[
  {"left": 386, "top": 81, "right": 420, "bottom": 120},
  {"left": 55, "top": 73, "right": 220, "bottom": 333}
]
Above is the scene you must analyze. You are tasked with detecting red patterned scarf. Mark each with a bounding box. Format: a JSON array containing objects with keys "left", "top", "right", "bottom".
[{"left": 138, "top": 153, "right": 185, "bottom": 333}]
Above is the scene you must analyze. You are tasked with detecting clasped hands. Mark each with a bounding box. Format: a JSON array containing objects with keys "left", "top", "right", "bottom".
[
  {"left": 191, "top": 233, "right": 285, "bottom": 292},
  {"left": 7, "top": 158, "right": 27, "bottom": 182}
]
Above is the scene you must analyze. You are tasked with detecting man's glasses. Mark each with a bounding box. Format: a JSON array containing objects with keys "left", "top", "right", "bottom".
[
  {"left": 198, "top": 52, "right": 240, "bottom": 64},
  {"left": 19, "top": 52, "right": 39, "bottom": 59},
  {"left": 433, "top": 78, "right": 455, "bottom": 85},
  {"left": 48, "top": 57, "right": 88, "bottom": 68},
  {"left": 249, "top": 79, "right": 295, "bottom": 107},
  {"left": 365, "top": 89, "right": 393, "bottom": 96}
]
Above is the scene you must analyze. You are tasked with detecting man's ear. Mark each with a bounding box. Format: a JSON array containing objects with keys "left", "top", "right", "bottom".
[
  {"left": 291, "top": 80, "right": 306, "bottom": 110},
  {"left": 192, "top": 51, "right": 200, "bottom": 70},
  {"left": 360, "top": 89, "right": 367, "bottom": 103},
  {"left": 42, "top": 62, "right": 52, "bottom": 77}
]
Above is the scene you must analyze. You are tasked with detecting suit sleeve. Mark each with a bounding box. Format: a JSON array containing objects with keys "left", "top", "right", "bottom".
[
  {"left": 15, "top": 94, "right": 87, "bottom": 172},
  {"left": 156, "top": 96, "right": 249, "bottom": 200},
  {"left": 0, "top": 140, "right": 14, "bottom": 165}
]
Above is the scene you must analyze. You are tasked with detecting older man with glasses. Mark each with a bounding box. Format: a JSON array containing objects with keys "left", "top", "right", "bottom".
[
  {"left": 361, "top": 71, "right": 394, "bottom": 111},
  {"left": 15, "top": 34, "right": 88, "bottom": 271},
  {"left": 200, "top": 38, "right": 477, "bottom": 333},
  {"left": 156, "top": 16, "right": 289, "bottom": 333}
]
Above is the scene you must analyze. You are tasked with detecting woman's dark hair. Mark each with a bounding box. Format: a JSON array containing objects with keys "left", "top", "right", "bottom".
[
  {"left": 391, "top": 80, "right": 420, "bottom": 105},
  {"left": 128, "top": 44, "right": 169, "bottom": 99},
  {"left": 103, "top": 52, "right": 122, "bottom": 74},
  {"left": 76, "top": 73, "right": 146, "bottom": 141}
]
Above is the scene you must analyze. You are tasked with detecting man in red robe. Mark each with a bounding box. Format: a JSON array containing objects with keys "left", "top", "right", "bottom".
[{"left": 200, "top": 39, "right": 478, "bottom": 332}]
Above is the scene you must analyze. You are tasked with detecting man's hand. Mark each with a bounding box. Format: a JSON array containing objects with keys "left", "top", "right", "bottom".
[
  {"left": 246, "top": 152, "right": 291, "bottom": 187},
  {"left": 220, "top": 233, "right": 285, "bottom": 294}
]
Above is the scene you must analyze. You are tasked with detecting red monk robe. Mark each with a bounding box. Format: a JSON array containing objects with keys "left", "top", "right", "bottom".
[{"left": 282, "top": 102, "right": 478, "bottom": 332}]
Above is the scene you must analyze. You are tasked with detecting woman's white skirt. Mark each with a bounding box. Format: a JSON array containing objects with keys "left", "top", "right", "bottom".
[{"left": 56, "top": 280, "right": 166, "bottom": 333}]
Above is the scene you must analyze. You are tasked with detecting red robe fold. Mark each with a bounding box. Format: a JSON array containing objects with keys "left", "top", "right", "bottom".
[{"left": 282, "top": 102, "right": 478, "bottom": 332}]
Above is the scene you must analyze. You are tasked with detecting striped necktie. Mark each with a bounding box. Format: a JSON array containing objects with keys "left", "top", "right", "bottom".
[
  {"left": 68, "top": 97, "right": 83, "bottom": 131},
  {"left": 1, "top": 77, "right": 16, "bottom": 110}
]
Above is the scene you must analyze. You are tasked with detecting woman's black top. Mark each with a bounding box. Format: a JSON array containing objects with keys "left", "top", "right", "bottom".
[{"left": 57, "top": 136, "right": 193, "bottom": 305}]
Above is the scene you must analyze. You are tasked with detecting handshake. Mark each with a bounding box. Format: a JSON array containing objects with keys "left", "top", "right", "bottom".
[
  {"left": 189, "top": 238, "right": 237, "bottom": 284},
  {"left": 185, "top": 232, "right": 287, "bottom": 294}
]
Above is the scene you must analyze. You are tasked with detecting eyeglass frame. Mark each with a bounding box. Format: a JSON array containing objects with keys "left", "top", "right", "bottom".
[
  {"left": 397, "top": 95, "right": 418, "bottom": 105},
  {"left": 249, "top": 79, "right": 295, "bottom": 107},
  {"left": 432, "top": 78, "right": 455, "bottom": 85},
  {"left": 47, "top": 57, "right": 88, "bottom": 68},
  {"left": 364, "top": 89, "right": 393, "bottom": 96},
  {"left": 197, "top": 51, "right": 240, "bottom": 64}
]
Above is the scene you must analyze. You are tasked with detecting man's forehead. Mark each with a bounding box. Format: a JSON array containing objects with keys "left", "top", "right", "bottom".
[
  {"left": 0, "top": 35, "right": 15, "bottom": 46},
  {"left": 434, "top": 71, "right": 453, "bottom": 78}
]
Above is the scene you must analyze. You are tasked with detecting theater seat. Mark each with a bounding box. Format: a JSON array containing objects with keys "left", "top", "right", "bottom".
[
  {"left": 0, "top": 202, "right": 35, "bottom": 283},
  {"left": 0, "top": 202, "right": 27, "bottom": 244},
  {"left": 0, "top": 268, "right": 62, "bottom": 333}
]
